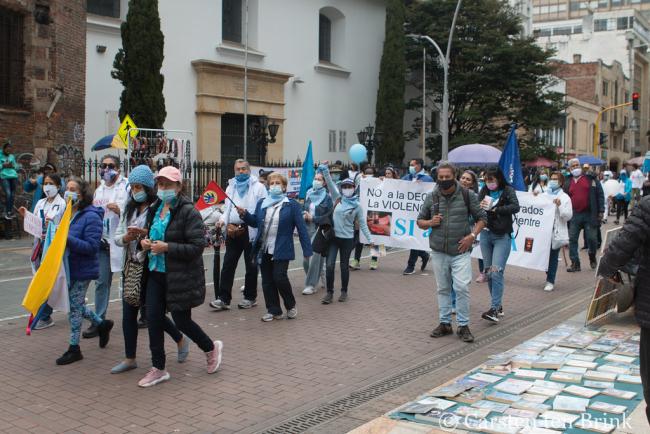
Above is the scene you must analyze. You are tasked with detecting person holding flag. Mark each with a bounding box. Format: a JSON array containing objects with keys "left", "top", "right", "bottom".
[
  {"left": 211, "top": 159, "right": 267, "bottom": 311},
  {"left": 18, "top": 173, "right": 66, "bottom": 330},
  {"left": 57, "top": 177, "right": 114, "bottom": 365}
]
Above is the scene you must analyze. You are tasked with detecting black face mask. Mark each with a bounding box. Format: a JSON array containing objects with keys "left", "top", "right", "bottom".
[{"left": 438, "top": 179, "right": 455, "bottom": 190}]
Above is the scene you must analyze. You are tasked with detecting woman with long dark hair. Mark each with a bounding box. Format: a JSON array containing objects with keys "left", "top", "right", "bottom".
[
  {"left": 138, "top": 166, "right": 222, "bottom": 387},
  {"left": 111, "top": 165, "right": 189, "bottom": 374},
  {"left": 478, "top": 167, "right": 520, "bottom": 323},
  {"left": 57, "top": 177, "right": 114, "bottom": 365}
]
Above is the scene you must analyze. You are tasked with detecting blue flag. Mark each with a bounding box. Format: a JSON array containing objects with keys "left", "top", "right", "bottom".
[
  {"left": 499, "top": 125, "right": 526, "bottom": 192},
  {"left": 299, "top": 140, "right": 315, "bottom": 199}
]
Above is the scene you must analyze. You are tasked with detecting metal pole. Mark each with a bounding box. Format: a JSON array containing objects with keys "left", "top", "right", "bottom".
[
  {"left": 442, "top": 0, "right": 462, "bottom": 161},
  {"left": 422, "top": 47, "right": 426, "bottom": 161},
  {"left": 243, "top": 0, "right": 249, "bottom": 160}
]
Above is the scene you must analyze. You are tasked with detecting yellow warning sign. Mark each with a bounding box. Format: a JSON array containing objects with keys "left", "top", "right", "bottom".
[{"left": 116, "top": 114, "right": 139, "bottom": 148}]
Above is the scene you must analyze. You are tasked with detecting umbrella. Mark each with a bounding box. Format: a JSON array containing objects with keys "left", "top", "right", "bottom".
[
  {"left": 626, "top": 156, "right": 645, "bottom": 166},
  {"left": 525, "top": 157, "right": 557, "bottom": 168},
  {"left": 577, "top": 154, "right": 605, "bottom": 166},
  {"left": 91, "top": 135, "right": 114, "bottom": 151},
  {"left": 447, "top": 144, "right": 502, "bottom": 166}
]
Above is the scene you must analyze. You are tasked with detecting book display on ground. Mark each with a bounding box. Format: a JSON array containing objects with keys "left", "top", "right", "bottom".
[{"left": 388, "top": 324, "right": 643, "bottom": 433}]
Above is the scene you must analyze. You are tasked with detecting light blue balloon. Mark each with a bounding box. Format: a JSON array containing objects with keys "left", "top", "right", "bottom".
[{"left": 349, "top": 143, "right": 367, "bottom": 164}]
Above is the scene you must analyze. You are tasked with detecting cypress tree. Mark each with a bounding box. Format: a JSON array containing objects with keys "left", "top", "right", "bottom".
[
  {"left": 374, "top": 0, "right": 407, "bottom": 165},
  {"left": 111, "top": 0, "right": 166, "bottom": 128}
]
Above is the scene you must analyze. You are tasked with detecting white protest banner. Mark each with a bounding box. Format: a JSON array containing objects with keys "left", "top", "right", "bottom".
[
  {"left": 250, "top": 166, "right": 303, "bottom": 198},
  {"left": 359, "top": 178, "right": 433, "bottom": 250},
  {"left": 471, "top": 191, "right": 556, "bottom": 272},
  {"left": 23, "top": 210, "right": 43, "bottom": 238}
]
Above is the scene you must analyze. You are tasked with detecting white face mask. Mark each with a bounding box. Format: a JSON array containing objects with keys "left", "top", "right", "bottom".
[
  {"left": 43, "top": 184, "right": 59, "bottom": 198},
  {"left": 341, "top": 188, "right": 355, "bottom": 198}
]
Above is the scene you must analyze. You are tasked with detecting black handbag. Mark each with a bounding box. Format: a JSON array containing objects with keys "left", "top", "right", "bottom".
[{"left": 311, "top": 201, "right": 338, "bottom": 256}]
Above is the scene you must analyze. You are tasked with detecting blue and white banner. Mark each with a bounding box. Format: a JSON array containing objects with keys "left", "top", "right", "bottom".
[{"left": 359, "top": 177, "right": 556, "bottom": 271}]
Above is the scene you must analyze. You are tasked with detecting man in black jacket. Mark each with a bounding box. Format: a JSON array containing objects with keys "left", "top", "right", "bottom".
[{"left": 598, "top": 196, "right": 650, "bottom": 423}]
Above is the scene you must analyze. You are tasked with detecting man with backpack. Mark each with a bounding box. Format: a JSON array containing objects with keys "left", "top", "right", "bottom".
[{"left": 417, "top": 162, "right": 487, "bottom": 343}]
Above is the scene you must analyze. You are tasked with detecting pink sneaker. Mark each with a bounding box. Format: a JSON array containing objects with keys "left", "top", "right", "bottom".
[
  {"left": 138, "top": 367, "right": 170, "bottom": 387},
  {"left": 475, "top": 273, "right": 486, "bottom": 283},
  {"left": 206, "top": 340, "right": 223, "bottom": 374}
]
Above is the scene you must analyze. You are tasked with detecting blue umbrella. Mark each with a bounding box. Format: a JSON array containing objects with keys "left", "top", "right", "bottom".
[
  {"left": 91, "top": 135, "right": 114, "bottom": 151},
  {"left": 577, "top": 154, "right": 605, "bottom": 166}
]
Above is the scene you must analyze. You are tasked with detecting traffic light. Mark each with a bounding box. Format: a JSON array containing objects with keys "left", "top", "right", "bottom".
[
  {"left": 599, "top": 132, "right": 608, "bottom": 147},
  {"left": 632, "top": 92, "right": 639, "bottom": 111}
]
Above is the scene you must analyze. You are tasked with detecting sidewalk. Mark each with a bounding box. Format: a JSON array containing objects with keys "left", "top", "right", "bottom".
[{"left": 0, "top": 241, "right": 620, "bottom": 433}]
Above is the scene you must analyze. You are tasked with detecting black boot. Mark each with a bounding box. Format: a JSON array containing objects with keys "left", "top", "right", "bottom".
[
  {"left": 567, "top": 262, "right": 581, "bottom": 273},
  {"left": 56, "top": 345, "right": 83, "bottom": 365},
  {"left": 82, "top": 324, "right": 98, "bottom": 339},
  {"left": 589, "top": 253, "right": 597, "bottom": 270},
  {"left": 97, "top": 319, "right": 114, "bottom": 348}
]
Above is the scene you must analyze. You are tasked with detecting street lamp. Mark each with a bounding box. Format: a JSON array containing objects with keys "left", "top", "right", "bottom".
[
  {"left": 249, "top": 116, "right": 279, "bottom": 165},
  {"left": 407, "top": 0, "right": 463, "bottom": 161},
  {"left": 357, "top": 124, "right": 382, "bottom": 164}
]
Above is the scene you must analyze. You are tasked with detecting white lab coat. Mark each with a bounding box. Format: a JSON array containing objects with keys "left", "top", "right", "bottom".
[
  {"left": 93, "top": 175, "right": 129, "bottom": 272},
  {"left": 219, "top": 176, "right": 267, "bottom": 241}
]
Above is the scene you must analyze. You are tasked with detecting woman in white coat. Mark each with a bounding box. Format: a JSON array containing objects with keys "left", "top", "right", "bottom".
[{"left": 543, "top": 171, "right": 573, "bottom": 291}]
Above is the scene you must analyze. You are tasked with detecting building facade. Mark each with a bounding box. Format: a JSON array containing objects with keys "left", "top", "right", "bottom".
[
  {"left": 532, "top": 0, "right": 650, "bottom": 22},
  {"left": 86, "top": 0, "right": 386, "bottom": 175},
  {"left": 533, "top": 7, "right": 650, "bottom": 159},
  {"left": 552, "top": 59, "right": 632, "bottom": 171},
  {"left": 0, "top": 0, "right": 86, "bottom": 170}
]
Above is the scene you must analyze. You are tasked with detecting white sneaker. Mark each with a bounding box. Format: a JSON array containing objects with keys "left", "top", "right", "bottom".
[
  {"left": 239, "top": 285, "right": 245, "bottom": 292},
  {"left": 544, "top": 282, "right": 554, "bottom": 292},
  {"left": 302, "top": 286, "right": 315, "bottom": 295},
  {"left": 287, "top": 307, "right": 298, "bottom": 319}
]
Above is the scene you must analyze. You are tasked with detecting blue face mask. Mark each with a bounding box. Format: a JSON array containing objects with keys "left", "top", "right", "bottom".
[
  {"left": 64, "top": 191, "right": 78, "bottom": 204},
  {"left": 132, "top": 190, "right": 147, "bottom": 203},
  {"left": 157, "top": 189, "right": 176, "bottom": 203},
  {"left": 312, "top": 180, "right": 323, "bottom": 190},
  {"left": 269, "top": 185, "right": 284, "bottom": 196},
  {"left": 548, "top": 180, "right": 560, "bottom": 190},
  {"left": 235, "top": 173, "right": 250, "bottom": 183},
  {"left": 409, "top": 166, "right": 417, "bottom": 175},
  {"left": 540, "top": 174, "right": 548, "bottom": 182}
]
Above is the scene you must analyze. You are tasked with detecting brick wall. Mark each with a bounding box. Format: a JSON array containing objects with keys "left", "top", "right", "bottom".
[
  {"left": 553, "top": 62, "right": 599, "bottom": 105},
  {"left": 0, "top": 0, "right": 86, "bottom": 172}
]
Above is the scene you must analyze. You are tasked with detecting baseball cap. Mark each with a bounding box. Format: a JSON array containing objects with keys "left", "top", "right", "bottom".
[{"left": 155, "top": 166, "right": 182, "bottom": 182}]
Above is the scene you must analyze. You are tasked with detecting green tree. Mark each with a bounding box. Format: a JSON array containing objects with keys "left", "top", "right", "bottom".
[
  {"left": 111, "top": 0, "right": 166, "bottom": 128},
  {"left": 406, "top": 0, "right": 565, "bottom": 161},
  {"left": 374, "top": 0, "right": 407, "bottom": 164}
]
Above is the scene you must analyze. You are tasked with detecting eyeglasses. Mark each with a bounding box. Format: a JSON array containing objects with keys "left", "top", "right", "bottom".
[{"left": 100, "top": 163, "right": 117, "bottom": 170}]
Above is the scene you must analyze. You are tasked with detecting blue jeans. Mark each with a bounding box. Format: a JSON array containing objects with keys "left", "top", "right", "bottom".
[
  {"left": 569, "top": 211, "right": 598, "bottom": 264},
  {"left": 480, "top": 230, "right": 512, "bottom": 310},
  {"left": 94, "top": 248, "right": 112, "bottom": 318},
  {"left": 430, "top": 251, "right": 471, "bottom": 326},
  {"left": 546, "top": 248, "right": 560, "bottom": 284},
  {"left": 326, "top": 237, "right": 355, "bottom": 292},
  {"left": 304, "top": 224, "right": 325, "bottom": 288},
  {"left": 69, "top": 280, "right": 103, "bottom": 345},
  {"left": 1, "top": 178, "right": 16, "bottom": 213}
]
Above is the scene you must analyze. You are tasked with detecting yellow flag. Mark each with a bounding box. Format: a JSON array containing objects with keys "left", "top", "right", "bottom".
[{"left": 22, "top": 200, "right": 72, "bottom": 315}]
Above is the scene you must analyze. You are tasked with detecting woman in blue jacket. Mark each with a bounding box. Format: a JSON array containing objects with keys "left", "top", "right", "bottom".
[
  {"left": 614, "top": 170, "right": 633, "bottom": 224},
  {"left": 57, "top": 177, "right": 114, "bottom": 365},
  {"left": 301, "top": 172, "right": 333, "bottom": 295},
  {"left": 239, "top": 172, "right": 313, "bottom": 322}
]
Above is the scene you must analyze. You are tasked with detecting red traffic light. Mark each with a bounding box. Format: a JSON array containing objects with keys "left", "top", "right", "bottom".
[{"left": 633, "top": 92, "right": 640, "bottom": 111}]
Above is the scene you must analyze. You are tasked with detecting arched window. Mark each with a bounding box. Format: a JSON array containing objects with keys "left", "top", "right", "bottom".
[{"left": 319, "top": 14, "right": 332, "bottom": 62}]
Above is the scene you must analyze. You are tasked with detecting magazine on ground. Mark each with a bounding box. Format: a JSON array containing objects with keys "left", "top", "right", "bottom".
[{"left": 552, "top": 395, "right": 589, "bottom": 413}]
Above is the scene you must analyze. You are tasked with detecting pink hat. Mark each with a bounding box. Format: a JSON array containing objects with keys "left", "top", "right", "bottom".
[{"left": 155, "top": 166, "right": 182, "bottom": 182}]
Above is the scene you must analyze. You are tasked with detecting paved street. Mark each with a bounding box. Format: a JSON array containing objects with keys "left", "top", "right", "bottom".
[{"left": 0, "top": 233, "right": 608, "bottom": 433}]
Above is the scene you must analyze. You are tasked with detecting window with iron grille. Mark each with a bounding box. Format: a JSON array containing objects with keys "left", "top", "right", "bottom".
[
  {"left": 87, "top": 0, "right": 120, "bottom": 18},
  {"left": 319, "top": 14, "right": 332, "bottom": 62},
  {"left": 222, "top": 0, "right": 243, "bottom": 43},
  {"left": 338, "top": 130, "right": 347, "bottom": 151},
  {"left": 329, "top": 130, "right": 336, "bottom": 152},
  {"left": 0, "top": 7, "right": 24, "bottom": 108}
]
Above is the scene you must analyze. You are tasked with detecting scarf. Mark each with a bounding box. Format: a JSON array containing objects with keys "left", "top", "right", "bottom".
[
  {"left": 307, "top": 187, "right": 327, "bottom": 208},
  {"left": 235, "top": 177, "right": 250, "bottom": 198},
  {"left": 340, "top": 195, "right": 359, "bottom": 211},
  {"left": 262, "top": 193, "right": 285, "bottom": 209}
]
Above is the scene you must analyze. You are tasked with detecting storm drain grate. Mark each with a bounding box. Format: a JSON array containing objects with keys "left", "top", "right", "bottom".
[{"left": 260, "top": 288, "right": 591, "bottom": 434}]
